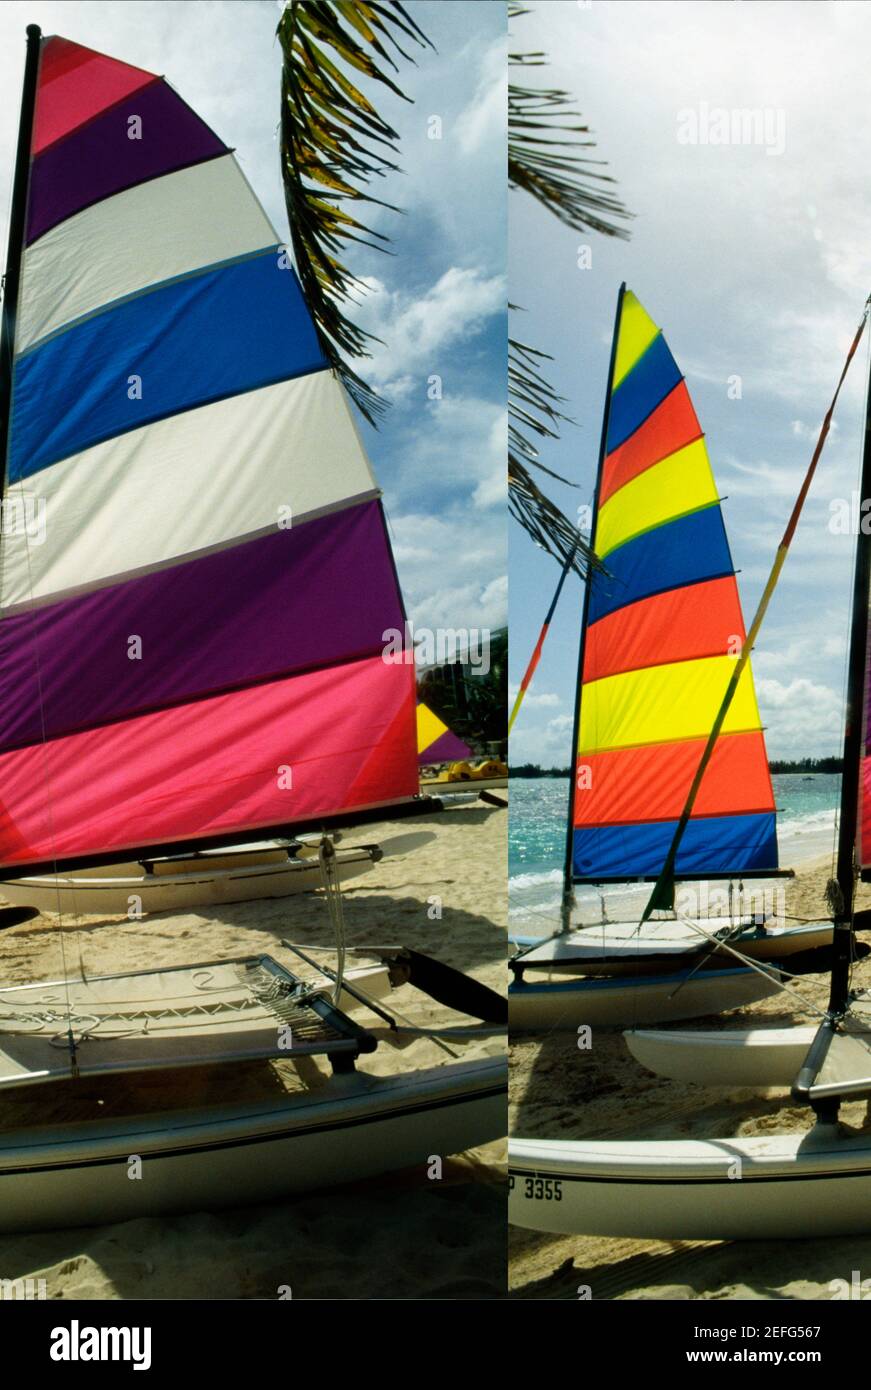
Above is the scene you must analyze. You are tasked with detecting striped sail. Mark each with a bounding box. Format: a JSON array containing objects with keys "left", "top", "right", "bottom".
[
  {"left": 416, "top": 703, "right": 472, "bottom": 764},
  {"left": 0, "top": 35, "right": 418, "bottom": 869},
  {"left": 571, "top": 287, "right": 778, "bottom": 880}
]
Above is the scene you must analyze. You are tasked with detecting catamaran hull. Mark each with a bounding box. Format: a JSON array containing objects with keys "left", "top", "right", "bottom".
[
  {"left": 509, "top": 966, "right": 783, "bottom": 1031},
  {"left": 625, "top": 1026, "right": 816, "bottom": 1088},
  {"left": 420, "top": 776, "right": 507, "bottom": 793},
  {"left": 512, "top": 922, "right": 832, "bottom": 976},
  {"left": 509, "top": 1129, "right": 871, "bottom": 1240},
  {"left": 0, "top": 847, "right": 377, "bottom": 916},
  {"left": 0, "top": 1057, "right": 506, "bottom": 1233}
]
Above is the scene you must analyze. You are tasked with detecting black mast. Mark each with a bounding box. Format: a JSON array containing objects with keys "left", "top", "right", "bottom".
[
  {"left": 829, "top": 322, "right": 871, "bottom": 1012},
  {"left": 793, "top": 300, "right": 871, "bottom": 1118},
  {"left": 561, "top": 282, "right": 625, "bottom": 930},
  {"left": 0, "top": 25, "right": 41, "bottom": 488}
]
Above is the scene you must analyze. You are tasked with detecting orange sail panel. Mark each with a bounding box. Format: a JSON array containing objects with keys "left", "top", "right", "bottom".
[{"left": 572, "top": 288, "right": 777, "bottom": 880}]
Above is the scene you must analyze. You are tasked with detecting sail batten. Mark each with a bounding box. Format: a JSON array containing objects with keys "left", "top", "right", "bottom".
[
  {"left": 571, "top": 288, "right": 777, "bottom": 882},
  {"left": 0, "top": 34, "right": 418, "bottom": 870}
]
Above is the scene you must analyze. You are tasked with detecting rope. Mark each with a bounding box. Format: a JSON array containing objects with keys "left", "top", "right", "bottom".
[{"left": 318, "top": 835, "right": 347, "bottom": 1006}]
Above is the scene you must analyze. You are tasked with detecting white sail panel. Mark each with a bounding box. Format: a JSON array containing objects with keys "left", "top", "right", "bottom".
[
  {"left": 0, "top": 371, "right": 378, "bottom": 606},
  {"left": 18, "top": 154, "right": 278, "bottom": 352}
]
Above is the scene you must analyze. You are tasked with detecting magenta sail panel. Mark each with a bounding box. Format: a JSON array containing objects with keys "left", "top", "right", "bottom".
[
  {"left": 0, "top": 657, "right": 419, "bottom": 868},
  {"left": 0, "top": 501, "right": 401, "bottom": 751}
]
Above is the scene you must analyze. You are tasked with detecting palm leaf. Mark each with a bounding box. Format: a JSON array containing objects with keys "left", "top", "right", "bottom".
[
  {"left": 508, "top": 4, "right": 632, "bottom": 237},
  {"left": 507, "top": 6, "right": 629, "bottom": 572},
  {"left": 508, "top": 315, "right": 600, "bottom": 578},
  {"left": 277, "top": 1, "right": 433, "bottom": 423}
]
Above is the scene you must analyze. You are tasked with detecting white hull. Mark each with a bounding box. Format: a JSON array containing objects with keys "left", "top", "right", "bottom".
[
  {"left": 513, "top": 920, "right": 832, "bottom": 976},
  {"left": 509, "top": 965, "right": 782, "bottom": 1030},
  {"left": 625, "top": 1025, "right": 816, "bottom": 1088},
  {"left": 509, "top": 1127, "right": 871, "bottom": 1239},
  {"left": 0, "top": 1056, "right": 506, "bottom": 1232},
  {"left": 0, "top": 845, "right": 377, "bottom": 916},
  {"left": 420, "top": 775, "right": 507, "bottom": 793}
]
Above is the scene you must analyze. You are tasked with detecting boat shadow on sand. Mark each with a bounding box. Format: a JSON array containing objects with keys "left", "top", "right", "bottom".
[
  {"left": 508, "top": 1224, "right": 871, "bottom": 1300},
  {"left": 0, "top": 891, "right": 507, "bottom": 974},
  {"left": 0, "top": 1167, "right": 507, "bottom": 1300}
]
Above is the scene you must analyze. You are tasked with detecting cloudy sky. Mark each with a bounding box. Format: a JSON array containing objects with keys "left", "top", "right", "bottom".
[
  {"left": 0, "top": 0, "right": 506, "bottom": 636},
  {"left": 510, "top": 0, "right": 871, "bottom": 765}
]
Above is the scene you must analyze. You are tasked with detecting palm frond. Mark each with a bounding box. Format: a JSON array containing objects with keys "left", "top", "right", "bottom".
[
  {"left": 509, "top": 458, "right": 595, "bottom": 574},
  {"left": 507, "top": 6, "right": 630, "bottom": 572},
  {"left": 508, "top": 311, "right": 600, "bottom": 577},
  {"left": 508, "top": 4, "right": 631, "bottom": 238},
  {"left": 277, "top": 1, "right": 433, "bottom": 423}
]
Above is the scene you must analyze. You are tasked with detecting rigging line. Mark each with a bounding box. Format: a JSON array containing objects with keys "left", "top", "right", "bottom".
[
  {"left": 18, "top": 510, "right": 81, "bottom": 1061},
  {"left": 662, "top": 919, "right": 833, "bottom": 1019},
  {"left": 508, "top": 534, "right": 580, "bottom": 736},
  {"left": 318, "top": 836, "right": 346, "bottom": 1006},
  {"left": 639, "top": 296, "right": 871, "bottom": 926}
]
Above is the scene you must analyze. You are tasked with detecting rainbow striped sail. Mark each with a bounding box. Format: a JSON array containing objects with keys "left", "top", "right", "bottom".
[
  {"left": 0, "top": 35, "right": 418, "bottom": 870},
  {"left": 416, "top": 703, "right": 472, "bottom": 764},
  {"left": 570, "top": 286, "right": 778, "bottom": 881}
]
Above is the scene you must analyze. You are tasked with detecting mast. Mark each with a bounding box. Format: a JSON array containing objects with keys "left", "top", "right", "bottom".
[
  {"left": 829, "top": 324, "right": 871, "bottom": 1014},
  {"left": 792, "top": 301, "right": 871, "bottom": 1122},
  {"left": 561, "top": 282, "right": 625, "bottom": 929},
  {"left": 0, "top": 25, "right": 41, "bottom": 487}
]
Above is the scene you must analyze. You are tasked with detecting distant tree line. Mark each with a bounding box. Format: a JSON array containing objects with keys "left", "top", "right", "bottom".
[
  {"left": 768, "top": 757, "right": 842, "bottom": 774},
  {"left": 510, "top": 763, "right": 571, "bottom": 778}
]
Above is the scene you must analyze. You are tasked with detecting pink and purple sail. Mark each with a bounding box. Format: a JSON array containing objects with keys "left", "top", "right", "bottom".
[{"left": 0, "top": 35, "right": 418, "bottom": 868}]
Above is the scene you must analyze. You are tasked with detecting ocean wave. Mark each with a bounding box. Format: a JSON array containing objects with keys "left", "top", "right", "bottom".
[{"left": 508, "top": 868, "right": 563, "bottom": 891}]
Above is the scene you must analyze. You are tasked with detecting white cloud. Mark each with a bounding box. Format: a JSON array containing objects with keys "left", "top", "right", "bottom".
[
  {"left": 508, "top": 686, "right": 560, "bottom": 708},
  {"left": 455, "top": 33, "right": 505, "bottom": 156},
  {"left": 390, "top": 510, "right": 506, "bottom": 632},
  {"left": 356, "top": 266, "right": 505, "bottom": 398},
  {"left": 755, "top": 677, "right": 843, "bottom": 760},
  {"left": 386, "top": 393, "right": 506, "bottom": 513}
]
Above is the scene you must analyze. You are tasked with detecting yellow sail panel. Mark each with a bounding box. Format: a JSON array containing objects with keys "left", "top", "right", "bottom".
[
  {"left": 579, "top": 654, "right": 762, "bottom": 753},
  {"left": 416, "top": 701, "right": 448, "bottom": 754},
  {"left": 611, "top": 290, "right": 660, "bottom": 390},
  {"left": 595, "top": 437, "right": 718, "bottom": 560}
]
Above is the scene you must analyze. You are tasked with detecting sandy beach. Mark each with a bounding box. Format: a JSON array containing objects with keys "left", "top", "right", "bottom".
[
  {"left": 509, "top": 855, "right": 871, "bottom": 1300},
  {"left": 0, "top": 797, "right": 506, "bottom": 1300}
]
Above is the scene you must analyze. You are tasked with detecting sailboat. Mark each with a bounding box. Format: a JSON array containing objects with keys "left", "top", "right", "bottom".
[
  {"left": 509, "top": 289, "right": 871, "bottom": 1241},
  {"left": 417, "top": 701, "right": 508, "bottom": 793},
  {"left": 0, "top": 27, "right": 506, "bottom": 1230},
  {"left": 417, "top": 701, "right": 473, "bottom": 766},
  {"left": 509, "top": 284, "right": 824, "bottom": 1030},
  {"left": 0, "top": 831, "right": 432, "bottom": 918}
]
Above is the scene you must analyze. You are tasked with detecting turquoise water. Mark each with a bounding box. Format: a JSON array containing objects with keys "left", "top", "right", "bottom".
[{"left": 508, "top": 772, "right": 841, "bottom": 934}]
